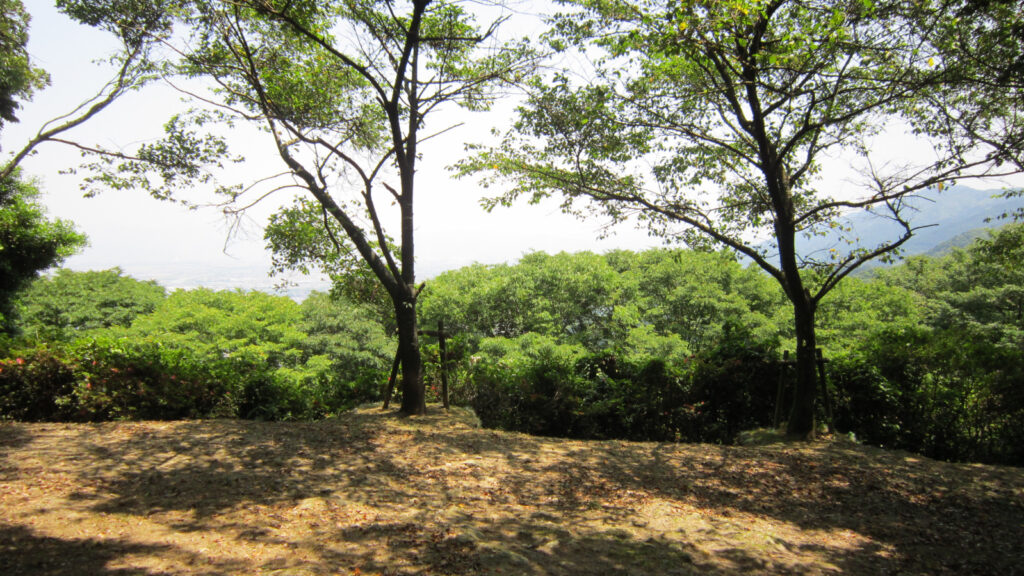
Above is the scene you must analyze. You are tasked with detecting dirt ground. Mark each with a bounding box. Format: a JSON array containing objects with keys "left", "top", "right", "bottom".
[{"left": 1, "top": 406, "right": 1022, "bottom": 575}]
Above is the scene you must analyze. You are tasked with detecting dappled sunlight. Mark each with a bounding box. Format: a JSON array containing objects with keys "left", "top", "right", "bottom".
[{"left": 2, "top": 410, "right": 1022, "bottom": 575}]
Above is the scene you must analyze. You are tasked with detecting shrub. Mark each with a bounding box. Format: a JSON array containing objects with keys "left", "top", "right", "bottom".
[
  {"left": 66, "top": 336, "right": 230, "bottom": 420},
  {"left": 829, "top": 354, "right": 902, "bottom": 447},
  {"left": 829, "top": 324, "right": 1024, "bottom": 465},
  {"left": 454, "top": 325, "right": 779, "bottom": 445},
  {"left": 573, "top": 353, "right": 688, "bottom": 441},
  {"left": 682, "top": 325, "right": 779, "bottom": 443},
  {"left": 0, "top": 347, "right": 78, "bottom": 421},
  {"left": 454, "top": 334, "right": 587, "bottom": 436}
]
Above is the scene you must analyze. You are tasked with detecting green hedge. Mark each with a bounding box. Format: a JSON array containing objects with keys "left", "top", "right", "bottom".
[
  {"left": 452, "top": 328, "right": 779, "bottom": 444},
  {"left": 0, "top": 335, "right": 385, "bottom": 422},
  {"left": 829, "top": 325, "right": 1024, "bottom": 465}
]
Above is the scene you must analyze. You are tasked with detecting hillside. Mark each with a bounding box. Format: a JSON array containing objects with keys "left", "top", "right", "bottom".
[
  {"left": 2, "top": 407, "right": 1022, "bottom": 575},
  {"left": 923, "top": 226, "right": 996, "bottom": 257},
  {"left": 793, "top": 185, "right": 1023, "bottom": 265}
]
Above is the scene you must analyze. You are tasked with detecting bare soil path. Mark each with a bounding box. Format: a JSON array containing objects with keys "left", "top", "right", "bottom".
[{"left": 1, "top": 406, "right": 1022, "bottom": 575}]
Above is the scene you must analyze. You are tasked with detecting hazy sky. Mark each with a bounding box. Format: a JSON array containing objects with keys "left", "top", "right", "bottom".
[
  {"left": 5, "top": 2, "right": 666, "bottom": 292},
  {"left": 5, "top": 2, "right": 1022, "bottom": 294}
]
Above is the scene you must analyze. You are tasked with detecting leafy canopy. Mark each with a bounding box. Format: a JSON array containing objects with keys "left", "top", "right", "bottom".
[
  {"left": 0, "top": 0, "right": 49, "bottom": 131},
  {"left": 461, "top": 0, "right": 1020, "bottom": 300},
  {"left": 14, "top": 268, "right": 165, "bottom": 340},
  {"left": 0, "top": 174, "right": 85, "bottom": 332}
]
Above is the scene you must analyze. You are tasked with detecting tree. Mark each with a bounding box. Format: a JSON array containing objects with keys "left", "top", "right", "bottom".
[
  {"left": 0, "top": 2, "right": 87, "bottom": 334},
  {"left": 0, "top": 0, "right": 49, "bottom": 137},
  {"left": 299, "top": 291, "right": 395, "bottom": 407},
  {"left": 919, "top": 0, "right": 1024, "bottom": 171},
  {"left": 0, "top": 0, "right": 172, "bottom": 336},
  {"left": 59, "top": 0, "right": 537, "bottom": 414},
  {"left": 14, "top": 268, "right": 165, "bottom": 340},
  {"left": 461, "top": 0, "right": 1024, "bottom": 435},
  {"left": 812, "top": 274, "right": 923, "bottom": 356},
  {"left": 264, "top": 195, "right": 395, "bottom": 329},
  {"left": 420, "top": 251, "right": 625, "bottom": 347},
  {"left": 2, "top": 1, "right": 162, "bottom": 183},
  {"left": 878, "top": 222, "right": 1024, "bottom": 348},
  {"left": 0, "top": 174, "right": 85, "bottom": 333},
  {"left": 608, "top": 248, "right": 786, "bottom": 352}
]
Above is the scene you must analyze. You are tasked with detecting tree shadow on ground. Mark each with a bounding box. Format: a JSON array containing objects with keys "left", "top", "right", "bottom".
[
  {"left": 0, "top": 422, "right": 34, "bottom": 451},
  {"left": 397, "top": 410, "right": 1024, "bottom": 574},
  {"left": 545, "top": 436, "right": 1024, "bottom": 575},
  {"left": 65, "top": 419, "right": 406, "bottom": 519},
  {"left": 242, "top": 509, "right": 759, "bottom": 576},
  {"left": 0, "top": 523, "right": 167, "bottom": 575},
  {"left": 2, "top": 409, "right": 1022, "bottom": 574}
]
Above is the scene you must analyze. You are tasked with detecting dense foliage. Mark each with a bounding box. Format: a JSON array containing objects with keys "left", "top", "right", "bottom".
[
  {"left": 460, "top": 0, "right": 1024, "bottom": 437},
  {"left": 2, "top": 224, "right": 1022, "bottom": 465},
  {"left": 0, "top": 0, "right": 48, "bottom": 132},
  {"left": 417, "top": 250, "right": 788, "bottom": 443},
  {"left": 1, "top": 276, "right": 392, "bottom": 421},
  {"left": 14, "top": 268, "right": 165, "bottom": 340},
  {"left": 433, "top": 228, "right": 1024, "bottom": 465},
  {"left": 0, "top": 174, "right": 86, "bottom": 333}
]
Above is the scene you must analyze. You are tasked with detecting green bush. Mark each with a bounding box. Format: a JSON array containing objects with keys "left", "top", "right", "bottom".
[
  {"left": 573, "top": 353, "right": 688, "bottom": 441},
  {"left": 65, "top": 337, "right": 229, "bottom": 420},
  {"left": 681, "top": 324, "right": 779, "bottom": 443},
  {"left": 456, "top": 333, "right": 587, "bottom": 436},
  {"left": 452, "top": 326, "right": 779, "bottom": 444},
  {"left": 829, "top": 354, "right": 902, "bottom": 446},
  {"left": 0, "top": 338, "right": 227, "bottom": 421},
  {"left": 0, "top": 347, "right": 78, "bottom": 421},
  {"left": 829, "top": 324, "right": 1024, "bottom": 465}
]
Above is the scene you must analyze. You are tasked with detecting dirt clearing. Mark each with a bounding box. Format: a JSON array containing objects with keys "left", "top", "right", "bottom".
[{"left": 2, "top": 406, "right": 1022, "bottom": 575}]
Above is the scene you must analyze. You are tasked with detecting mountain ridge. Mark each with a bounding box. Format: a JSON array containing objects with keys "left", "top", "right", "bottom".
[{"left": 794, "top": 185, "right": 1023, "bottom": 269}]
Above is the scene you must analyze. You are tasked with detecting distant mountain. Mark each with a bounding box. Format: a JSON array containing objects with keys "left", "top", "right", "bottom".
[
  {"left": 788, "top": 185, "right": 1022, "bottom": 269},
  {"left": 924, "top": 227, "right": 996, "bottom": 258}
]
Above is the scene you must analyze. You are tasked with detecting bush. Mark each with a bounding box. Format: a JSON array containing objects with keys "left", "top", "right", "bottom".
[
  {"left": 829, "top": 324, "right": 1024, "bottom": 465},
  {"left": 0, "top": 347, "right": 78, "bottom": 421},
  {"left": 65, "top": 337, "right": 230, "bottom": 421},
  {"left": 0, "top": 329, "right": 391, "bottom": 423},
  {"left": 829, "top": 354, "right": 902, "bottom": 446},
  {"left": 0, "top": 337, "right": 290, "bottom": 422},
  {"left": 682, "top": 325, "right": 779, "bottom": 443},
  {"left": 453, "top": 326, "right": 779, "bottom": 444},
  {"left": 573, "top": 353, "right": 688, "bottom": 441},
  {"left": 456, "top": 334, "right": 587, "bottom": 436}
]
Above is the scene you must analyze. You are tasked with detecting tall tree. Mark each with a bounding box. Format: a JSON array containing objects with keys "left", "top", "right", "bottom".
[
  {"left": 0, "top": 1, "right": 93, "bottom": 333},
  {"left": 58, "top": 0, "right": 537, "bottom": 414},
  {"left": 461, "top": 0, "right": 1024, "bottom": 435}
]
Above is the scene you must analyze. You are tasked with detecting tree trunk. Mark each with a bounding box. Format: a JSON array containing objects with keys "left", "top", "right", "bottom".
[
  {"left": 786, "top": 296, "right": 818, "bottom": 438},
  {"left": 395, "top": 297, "right": 426, "bottom": 415}
]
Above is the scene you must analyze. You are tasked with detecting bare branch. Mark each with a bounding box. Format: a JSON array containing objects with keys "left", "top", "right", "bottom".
[{"left": 1, "top": 43, "right": 145, "bottom": 181}]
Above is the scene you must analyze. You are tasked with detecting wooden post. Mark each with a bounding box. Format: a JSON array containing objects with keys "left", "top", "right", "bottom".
[
  {"left": 382, "top": 349, "right": 401, "bottom": 410},
  {"left": 774, "top": 350, "right": 790, "bottom": 429},
  {"left": 816, "top": 348, "right": 833, "bottom": 431},
  {"left": 438, "top": 320, "right": 450, "bottom": 409}
]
